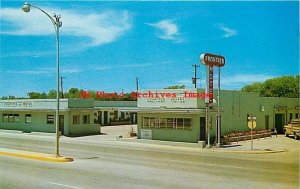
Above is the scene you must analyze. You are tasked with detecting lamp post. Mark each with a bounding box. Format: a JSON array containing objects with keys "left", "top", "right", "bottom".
[{"left": 22, "top": 2, "right": 62, "bottom": 157}]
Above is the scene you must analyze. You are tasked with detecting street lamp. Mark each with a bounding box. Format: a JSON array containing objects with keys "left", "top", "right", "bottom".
[{"left": 22, "top": 2, "right": 62, "bottom": 157}]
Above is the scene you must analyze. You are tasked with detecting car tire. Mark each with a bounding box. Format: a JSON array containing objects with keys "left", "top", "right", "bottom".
[
  {"left": 294, "top": 134, "right": 299, "bottom": 140},
  {"left": 285, "top": 131, "right": 289, "bottom": 137}
]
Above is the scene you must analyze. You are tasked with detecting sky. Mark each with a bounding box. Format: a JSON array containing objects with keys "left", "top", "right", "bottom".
[{"left": 0, "top": 0, "right": 299, "bottom": 97}]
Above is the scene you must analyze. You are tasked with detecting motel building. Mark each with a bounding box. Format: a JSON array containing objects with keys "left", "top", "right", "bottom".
[
  {"left": 0, "top": 99, "right": 100, "bottom": 136},
  {"left": 122, "top": 89, "right": 299, "bottom": 144},
  {"left": 94, "top": 101, "right": 137, "bottom": 126}
]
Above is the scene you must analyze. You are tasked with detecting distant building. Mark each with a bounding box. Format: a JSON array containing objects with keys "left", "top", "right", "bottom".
[{"left": 122, "top": 89, "right": 299, "bottom": 143}]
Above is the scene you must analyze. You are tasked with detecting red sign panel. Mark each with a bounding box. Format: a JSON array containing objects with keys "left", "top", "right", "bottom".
[
  {"left": 208, "top": 66, "right": 214, "bottom": 104},
  {"left": 200, "top": 53, "right": 225, "bottom": 67}
]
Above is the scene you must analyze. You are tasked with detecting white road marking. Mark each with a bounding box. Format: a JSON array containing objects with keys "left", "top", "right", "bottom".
[{"left": 48, "top": 182, "right": 83, "bottom": 189}]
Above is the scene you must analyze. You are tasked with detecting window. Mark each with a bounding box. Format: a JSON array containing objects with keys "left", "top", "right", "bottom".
[
  {"left": 2, "top": 114, "right": 8, "bottom": 122},
  {"left": 114, "top": 111, "right": 118, "bottom": 120},
  {"left": 166, "top": 118, "right": 174, "bottom": 128},
  {"left": 73, "top": 115, "right": 80, "bottom": 125},
  {"left": 14, "top": 114, "right": 19, "bottom": 122},
  {"left": 142, "top": 117, "right": 192, "bottom": 130},
  {"left": 47, "top": 115, "right": 54, "bottom": 124},
  {"left": 94, "top": 112, "right": 99, "bottom": 124},
  {"left": 183, "top": 118, "right": 192, "bottom": 130},
  {"left": 8, "top": 114, "right": 14, "bottom": 122},
  {"left": 83, "top": 115, "right": 90, "bottom": 124},
  {"left": 25, "top": 114, "right": 31, "bottom": 123},
  {"left": 296, "top": 113, "right": 299, "bottom": 119},
  {"left": 289, "top": 113, "right": 293, "bottom": 122},
  {"left": 121, "top": 112, "right": 125, "bottom": 120}
]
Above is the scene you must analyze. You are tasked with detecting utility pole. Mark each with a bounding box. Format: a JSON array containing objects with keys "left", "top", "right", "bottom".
[
  {"left": 60, "top": 76, "right": 65, "bottom": 98},
  {"left": 136, "top": 77, "right": 139, "bottom": 91},
  {"left": 192, "top": 64, "right": 200, "bottom": 88}
]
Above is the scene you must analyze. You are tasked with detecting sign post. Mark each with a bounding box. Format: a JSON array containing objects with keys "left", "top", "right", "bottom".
[
  {"left": 247, "top": 115, "right": 257, "bottom": 150},
  {"left": 200, "top": 53, "right": 225, "bottom": 147}
]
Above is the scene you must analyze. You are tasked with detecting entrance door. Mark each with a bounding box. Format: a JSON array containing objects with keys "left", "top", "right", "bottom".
[
  {"left": 59, "top": 115, "right": 64, "bottom": 135},
  {"left": 275, "top": 114, "right": 284, "bottom": 134},
  {"left": 200, "top": 117, "right": 206, "bottom": 141},
  {"left": 104, "top": 111, "right": 108, "bottom": 125}
]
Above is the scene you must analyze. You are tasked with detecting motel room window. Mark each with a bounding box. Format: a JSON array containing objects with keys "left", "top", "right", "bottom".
[
  {"left": 2, "top": 114, "right": 8, "bottom": 122},
  {"left": 8, "top": 114, "right": 14, "bottom": 122},
  {"left": 94, "top": 112, "right": 99, "bottom": 124},
  {"left": 83, "top": 115, "right": 90, "bottom": 124},
  {"left": 14, "top": 114, "right": 20, "bottom": 122},
  {"left": 113, "top": 111, "right": 118, "bottom": 120},
  {"left": 47, "top": 115, "right": 54, "bottom": 124},
  {"left": 73, "top": 115, "right": 80, "bottom": 125},
  {"left": 25, "top": 114, "right": 31, "bottom": 123}
]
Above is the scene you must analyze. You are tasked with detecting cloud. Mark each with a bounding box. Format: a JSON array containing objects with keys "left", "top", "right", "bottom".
[
  {"left": 5, "top": 67, "right": 81, "bottom": 75},
  {"left": 0, "top": 7, "right": 132, "bottom": 47},
  {"left": 147, "top": 19, "right": 182, "bottom": 42},
  {"left": 221, "top": 74, "right": 274, "bottom": 87},
  {"left": 176, "top": 74, "right": 275, "bottom": 90},
  {"left": 217, "top": 24, "right": 238, "bottom": 38}
]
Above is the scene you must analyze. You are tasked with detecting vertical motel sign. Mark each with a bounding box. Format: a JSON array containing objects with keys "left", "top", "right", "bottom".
[{"left": 200, "top": 53, "right": 225, "bottom": 104}]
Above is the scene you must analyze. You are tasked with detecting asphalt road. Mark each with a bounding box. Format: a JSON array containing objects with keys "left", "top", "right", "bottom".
[{"left": 0, "top": 134, "right": 299, "bottom": 189}]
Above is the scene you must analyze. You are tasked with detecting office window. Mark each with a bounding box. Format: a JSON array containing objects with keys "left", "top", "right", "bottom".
[
  {"left": 73, "top": 115, "right": 80, "bottom": 125},
  {"left": 83, "top": 115, "right": 90, "bottom": 124},
  {"left": 166, "top": 118, "right": 174, "bottom": 128},
  {"left": 47, "top": 115, "right": 54, "bottom": 124},
  {"left": 177, "top": 118, "right": 184, "bottom": 129},
  {"left": 25, "top": 114, "right": 31, "bottom": 123},
  {"left": 158, "top": 118, "right": 166, "bottom": 128},
  {"left": 14, "top": 114, "right": 20, "bottom": 122},
  {"left": 2, "top": 114, "right": 8, "bottom": 122}
]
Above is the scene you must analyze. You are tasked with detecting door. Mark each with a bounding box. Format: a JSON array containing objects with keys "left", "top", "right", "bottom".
[
  {"left": 98, "top": 111, "right": 102, "bottom": 124},
  {"left": 265, "top": 115, "right": 269, "bottom": 130},
  {"left": 59, "top": 115, "right": 64, "bottom": 135},
  {"left": 275, "top": 114, "right": 284, "bottom": 134},
  {"left": 200, "top": 117, "right": 206, "bottom": 141},
  {"left": 104, "top": 111, "right": 108, "bottom": 125}
]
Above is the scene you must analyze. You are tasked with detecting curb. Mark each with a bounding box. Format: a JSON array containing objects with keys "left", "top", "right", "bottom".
[
  {"left": 209, "top": 149, "right": 288, "bottom": 154},
  {"left": 0, "top": 150, "right": 73, "bottom": 162}
]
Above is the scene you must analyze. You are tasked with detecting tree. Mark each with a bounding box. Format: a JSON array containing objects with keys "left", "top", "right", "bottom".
[
  {"left": 164, "top": 85, "right": 186, "bottom": 89},
  {"left": 27, "top": 92, "right": 47, "bottom": 99},
  {"left": 241, "top": 75, "right": 299, "bottom": 98},
  {"left": 64, "top": 88, "right": 81, "bottom": 98},
  {"left": 241, "top": 82, "right": 262, "bottom": 93}
]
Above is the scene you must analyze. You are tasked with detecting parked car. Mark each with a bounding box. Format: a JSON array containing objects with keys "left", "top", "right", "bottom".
[{"left": 284, "top": 119, "right": 300, "bottom": 140}]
